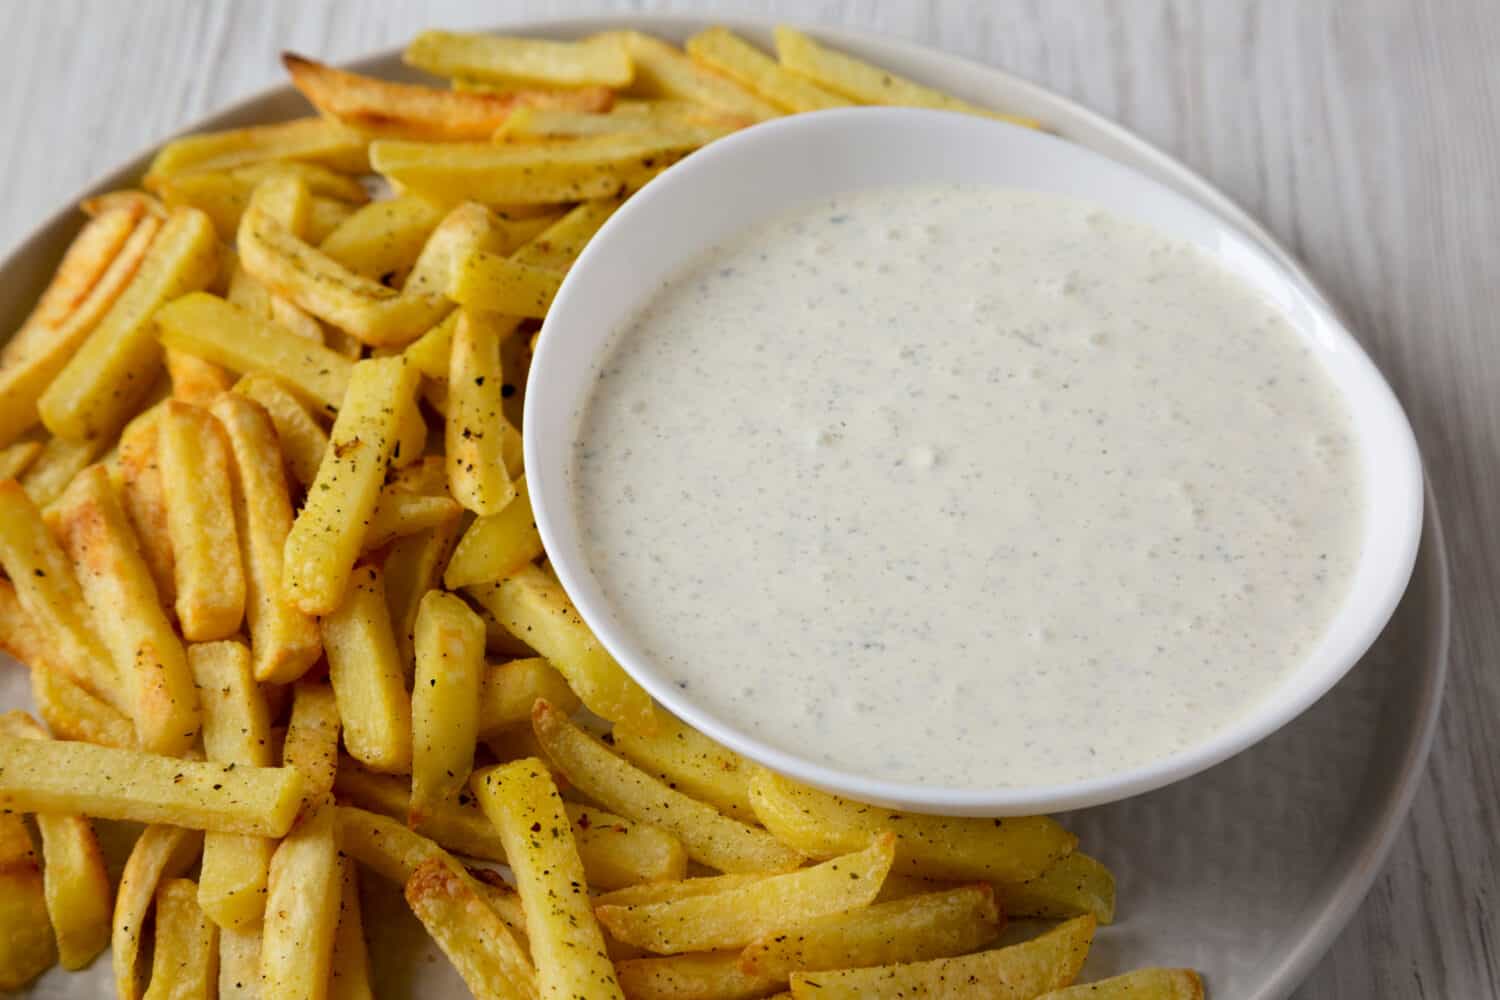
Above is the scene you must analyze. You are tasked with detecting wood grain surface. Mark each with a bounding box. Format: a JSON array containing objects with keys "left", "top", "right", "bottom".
[{"left": 0, "top": 2, "right": 1494, "bottom": 997}]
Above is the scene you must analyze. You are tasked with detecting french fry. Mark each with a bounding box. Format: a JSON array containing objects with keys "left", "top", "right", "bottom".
[
  {"left": 595, "top": 835, "right": 894, "bottom": 954},
  {"left": 477, "top": 656, "right": 579, "bottom": 737},
  {"left": 384, "top": 518, "right": 463, "bottom": 673},
  {"left": 405, "top": 201, "right": 556, "bottom": 300},
  {"left": 115, "top": 407, "right": 176, "bottom": 602},
  {"left": 162, "top": 164, "right": 361, "bottom": 242},
  {"left": 0, "top": 439, "right": 42, "bottom": 479},
  {"left": 404, "top": 858, "right": 540, "bottom": 1000},
  {"left": 738, "top": 885, "right": 1002, "bottom": 981},
  {"left": 446, "top": 308, "right": 517, "bottom": 515},
  {"left": 330, "top": 857, "right": 374, "bottom": 1000},
  {"left": 608, "top": 710, "right": 755, "bottom": 823},
  {"left": 113, "top": 825, "right": 204, "bottom": 1000},
  {"left": 997, "top": 851, "right": 1116, "bottom": 925},
  {"left": 614, "top": 951, "right": 783, "bottom": 1000},
  {"left": 0, "top": 736, "right": 305, "bottom": 836},
  {"left": 748, "top": 769, "right": 1076, "bottom": 883},
  {"left": 509, "top": 195, "right": 622, "bottom": 274},
  {"left": 336, "top": 805, "right": 476, "bottom": 888},
  {"left": 612, "top": 31, "right": 780, "bottom": 121},
  {"left": 773, "top": 26, "right": 1040, "bottom": 128},
  {"left": 402, "top": 311, "right": 458, "bottom": 377},
  {"left": 283, "top": 679, "right": 342, "bottom": 802},
  {"left": 306, "top": 196, "right": 358, "bottom": 243},
  {"left": 495, "top": 103, "right": 749, "bottom": 140},
  {"left": 0, "top": 480, "right": 121, "bottom": 705},
  {"left": 142, "top": 878, "right": 218, "bottom": 1000},
  {"left": 261, "top": 801, "right": 342, "bottom": 1000},
  {"left": 1036, "top": 967, "right": 1205, "bottom": 1000},
  {"left": 595, "top": 873, "right": 762, "bottom": 909},
  {"left": 211, "top": 393, "right": 323, "bottom": 681},
  {"left": 786, "top": 914, "right": 1096, "bottom": 999},
  {"left": 157, "top": 293, "right": 354, "bottom": 409},
  {"left": 81, "top": 189, "right": 167, "bottom": 219},
  {"left": 472, "top": 758, "right": 625, "bottom": 999},
  {"left": 320, "top": 194, "right": 447, "bottom": 283},
  {"left": 20, "top": 432, "right": 107, "bottom": 505},
  {"left": 363, "top": 486, "right": 461, "bottom": 550},
  {"left": 284, "top": 355, "right": 419, "bottom": 614},
  {"left": 531, "top": 702, "right": 800, "bottom": 874},
  {"left": 686, "top": 28, "right": 852, "bottom": 113},
  {"left": 166, "top": 348, "right": 236, "bottom": 404},
  {"left": 233, "top": 160, "right": 370, "bottom": 201},
  {"left": 47, "top": 465, "right": 199, "bottom": 753},
  {"left": 218, "top": 925, "right": 262, "bottom": 1000},
  {"left": 449, "top": 252, "right": 563, "bottom": 317},
  {"left": 387, "top": 453, "right": 448, "bottom": 494},
  {"left": 159, "top": 399, "right": 246, "bottom": 640},
  {"left": 247, "top": 171, "right": 313, "bottom": 237},
  {"left": 233, "top": 373, "right": 330, "bottom": 487},
  {"left": 143, "top": 117, "right": 370, "bottom": 189},
  {"left": 324, "top": 565, "right": 413, "bottom": 773},
  {"left": 469, "top": 569, "right": 654, "bottom": 733},
  {"left": 39, "top": 207, "right": 218, "bottom": 441},
  {"left": 410, "top": 590, "right": 486, "bottom": 825},
  {"left": 406, "top": 30, "right": 633, "bottom": 88}
]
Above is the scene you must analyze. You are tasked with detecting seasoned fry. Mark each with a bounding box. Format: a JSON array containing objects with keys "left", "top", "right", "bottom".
[
  {"left": 142, "top": 878, "right": 218, "bottom": 1000},
  {"left": 0, "top": 736, "right": 304, "bottom": 836},
  {"left": 306, "top": 196, "right": 357, "bottom": 244},
  {"left": 143, "top": 117, "right": 370, "bottom": 188},
  {"left": 261, "top": 801, "right": 342, "bottom": 1000},
  {"left": 477, "top": 656, "right": 579, "bottom": 737},
  {"left": 115, "top": 406, "right": 176, "bottom": 601},
  {"left": 595, "top": 873, "right": 762, "bottom": 909},
  {"left": 469, "top": 568, "right": 654, "bottom": 732},
  {"left": 786, "top": 914, "right": 1096, "bottom": 999},
  {"left": 159, "top": 399, "right": 246, "bottom": 640},
  {"left": 532, "top": 702, "right": 800, "bottom": 874},
  {"left": 472, "top": 758, "right": 625, "bottom": 999},
  {"left": 404, "top": 858, "right": 540, "bottom": 1000},
  {"left": 748, "top": 769, "right": 1076, "bottom": 882},
  {"left": 510, "top": 195, "right": 622, "bottom": 273},
  {"left": 998, "top": 851, "right": 1116, "bottom": 925},
  {"left": 613, "top": 31, "right": 780, "bottom": 120},
  {"left": 233, "top": 373, "right": 329, "bottom": 487},
  {"left": 406, "top": 30, "right": 633, "bottom": 88},
  {"left": 284, "top": 355, "right": 420, "bottom": 614},
  {"left": 384, "top": 518, "right": 463, "bottom": 673},
  {"left": 608, "top": 710, "right": 755, "bottom": 823},
  {"left": 402, "top": 311, "right": 458, "bottom": 377},
  {"left": 446, "top": 308, "right": 517, "bottom": 515},
  {"left": 388, "top": 454, "right": 448, "bottom": 494},
  {"left": 330, "top": 857, "right": 374, "bottom": 1000},
  {"left": 1036, "top": 967, "right": 1205, "bottom": 999},
  {"left": 324, "top": 564, "right": 413, "bottom": 773},
  {"left": 410, "top": 590, "right": 486, "bottom": 825},
  {"left": 320, "top": 194, "right": 446, "bottom": 283},
  {"left": 218, "top": 925, "right": 262, "bottom": 1000},
  {"left": 283, "top": 679, "right": 342, "bottom": 802},
  {"left": 449, "top": 252, "right": 564, "bottom": 317},
  {"left": 363, "top": 486, "right": 461, "bottom": 550},
  {"left": 614, "top": 952, "right": 783, "bottom": 1000},
  {"left": 162, "top": 164, "right": 362, "bottom": 242},
  {"left": 113, "top": 825, "right": 204, "bottom": 1000},
  {"left": 405, "top": 201, "right": 557, "bottom": 300},
  {"left": 687, "top": 28, "right": 852, "bottom": 113},
  {"left": 336, "top": 805, "right": 466, "bottom": 886}
]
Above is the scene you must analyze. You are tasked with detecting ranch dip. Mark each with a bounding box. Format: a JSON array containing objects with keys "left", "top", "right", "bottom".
[{"left": 572, "top": 184, "right": 1363, "bottom": 788}]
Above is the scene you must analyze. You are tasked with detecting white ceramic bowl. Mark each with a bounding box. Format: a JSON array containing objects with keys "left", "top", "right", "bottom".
[{"left": 527, "top": 107, "right": 1424, "bottom": 816}]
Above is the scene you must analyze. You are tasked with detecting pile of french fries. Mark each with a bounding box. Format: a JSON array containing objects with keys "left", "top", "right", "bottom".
[{"left": 0, "top": 24, "right": 1204, "bottom": 1000}]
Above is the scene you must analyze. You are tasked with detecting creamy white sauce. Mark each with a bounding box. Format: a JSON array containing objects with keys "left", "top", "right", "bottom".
[{"left": 572, "top": 184, "right": 1363, "bottom": 788}]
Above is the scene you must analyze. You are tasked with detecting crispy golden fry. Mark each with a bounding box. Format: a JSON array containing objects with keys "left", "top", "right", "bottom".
[
  {"left": 748, "top": 770, "right": 1076, "bottom": 883},
  {"left": 0, "top": 439, "right": 42, "bottom": 479},
  {"left": 285, "top": 356, "right": 420, "bottom": 614},
  {"left": 407, "top": 30, "right": 632, "bottom": 88},
  {"left": 532, "top": 702, "right": 802, "bottom": 874},
  {"left": 39, "top": 207, "right": 218, "bottom": 441},
  {"left": 143, "top": 117, "right": 370, "bottom": 189},
  {"left": 283, "top": 679, "right": 342, "bottom": 802},
  {"left": 608, "top": 710, "right": 755, "bottom": 823},
  {"left": 686, "top": 28, "right": 852, "bottom": 113},
  {"left": 495, "top": 103, "right": 749, "bottom": 139},
  {"left": 261, "top": 801, "right": 342, "bottom": 1000},
  {"left": 446, "top": 308, "right": 517, "bottom": 515},
  {"left": 594, "top": 873, "right": 762, "bottom": 909},
  {"left": 510, "top": 196, "right": 622, "bottom": 272},
  {"left": 402, "top": 311, "right": 458, "bottom": 377},
  {"left": 330, "top": 857, "right": 374, "bottom": 1000},
  {"left": 1037, "top": 967, "right": 1205, "bottom": 999},
  {"left": 0, "top": 480, "right": 121, "bottom": 704},
  {"left": 363, "top": 486, "right": 461, "bottom": 549},
  {"left": 405, "top": 201, "right": 556, "bottom": 300},
  {"left": 473, "top": 759, "right": 625, "bottom": 999},
  {"left": 233, "top": 161, "right": 370, "bottom": 201},
  {"left": 157, "top": 293, "right": 354, "bottom": 410},
  {"left": 113, "top": 825, "right": 204, "bottom": 1000},
  {"left": 449, "top": 252, "right": 563, "bottom": 317},
  {"left": 307, "top": 196, "right": 358, "bottom": 244},
  {"left": 320, "top": 194, "right": 446, "bottom": 284},
  {"left": 159, "top": 400, "right": 246, "bottom": 640},
  {"left": 19, "top": 432, "right": 104, "bottom": 504},
  {"left": 0, "top": 213, "right": 160, "bottom": 448},
  {"left": 335, "top": 805, "right": 472, "bottom": 887},
  {"left": 773, "top": 26, "right": 1039, "bottom": 128},
  {"left": 211, "top": 393, "right": 323, "bottom": 681},
  {"left": 47, "top": 465, "right": 199, "bottom": 753},
  {"left": 142, "top": 878, "right": 218, "bottom": 1000},
  {"left": 596, "top": 835, "right": 894, "bottom": 954},
  {"left": 739, "top": 885, "right": 1001, "bottom": 981},
  {"left": 476, "top": 656, "right": 578, "bottom": 737},
  {"left": 218, "top": 925, "right": 261, "bottom": 1000},
  {"left": 115, "top": 407, "right": 176, "bottom": 601},
  {"left": 410, "top": 590, "right": 486, "bottom": 825},
  {"left": 388, "top": 390, "right": 426, "bottom": 470},
  {"left": 470, "top": 569, "right": 654, "bottom": 733},
  {"left": 161, "top": 164, "right": 362, "bottom": 242},
  {"left": 613, "top": 31, "right": 780, "bottom": 121},
  {"left": 788, "top": 915, "right": 1095, "bottom": 998},
  {"left": 248, "top": 171, "right": 313, "bottom": 238},
  {"left": 404, "top": 858, "right": 540, "bottom": 1000},
  {"left": 272, "top": 294, "right": 329, "bottom": 343},
  {"left": 324, "top": 565, "right": 413, "bottom": 773},
  {"left": 233, "top": 373, "right": 330, "bottom": 487},
  {"left": 615, "top": 951, "right": 783, "bottom": 1000},
  {"left": 166, "top": 348, "right": 235, "bottom": 404},
  {"left": 384, "top": 518, "right": 463, "bottom": 673},
  {"left": 997, "top": 851, "right": 1116, "bottom": 925},
  {"left": 81, "top": 190, "right": 167, "bottom": 219},
  {"left": 0, "top": 736, "right": 304, "bottom": 836}
]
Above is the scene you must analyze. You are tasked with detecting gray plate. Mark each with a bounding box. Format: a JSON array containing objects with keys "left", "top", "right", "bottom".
[{"left": 0, "top": 14, "right": 1450, "bottom": 1000}]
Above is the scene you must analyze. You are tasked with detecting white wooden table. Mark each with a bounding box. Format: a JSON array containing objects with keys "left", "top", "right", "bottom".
[{"left": 2, "top": 2, "right": 1495, "bottom": 996}]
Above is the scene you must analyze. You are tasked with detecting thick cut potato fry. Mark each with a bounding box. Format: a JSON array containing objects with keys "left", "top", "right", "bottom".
[
  {"left": 324, "top": 565, "right": 413, "bottom": 773},
  {"left": 320, "top": 194, "right": 446, "bottom": 283},
  {"left": 595, "top": 873, "right": 762, "bottom": 909},
  {"left": 788, "top": 915, "right": 1096, "bottom": 999},
  {"left": 270, "top": 294, "right": 328, "bottom": 343},
  {"left": 998, "top": 851, "right": 1116, "bottom": 925},
  {"left": 159, "top": 400, "right": 246, "bottom": 640},
  {"left": 47, "top": 465, "right": 199, "bottom": 754},
  {"left": 608, "top": 710, "right": 755, "bottom": 822},
  {"left": 509, "top": 196, "right": 622, "bottom": 272},
  {"left": 392, "top": 394, "right": 428, "bottom": 469},
  {"left": 738, "top": 885, "right": 1002, "bottom": 980},
  {"left": 335, "top": 805, "right": 473, "bottom": 887},
  {"left": 307, "top": 197, "right": 357, "bottom": 244},
  {"left": 471, "top": 569, "right": 654, "bottom": 732},
  {"left": 113, "top": 825, "right": 204, "bottom": 1000},
  {"left": 330, "top": 857, "right": 374, "bottom": 1000},
  {"left": 218, "top": 925, "right": 261, "bottom": 1000},
  {"left": 1037, "top": 967, "right": 1205, "bottom": 999},
  {"left": 20, "top": 433, "right": 106, "bottom": 505},
  {"left": 211, "top": 393, "right": 323, "bottom": 682},
  {"left": 162, "top": 164, "right": 360, "bottom": 242},
  {"left": 686, "top": 28, "right": 852, "bottom": 113},
  {"left": 384, "top": 519, "right": 463, "bottom": 674},
  {"left": 410, "top": 590, "right": 486, "bottom": 824},
  {"left": 402, "top": 312, "right": 458, "bottom": 378},
  {"left": 247, "top": 171, "right": 313, "bottom": 237},
  {"left": 284, "top": 355, "right": 419, "bottom": 614},
  {"left": 473, "top": 759, "right": 625, "bottom": 999},
  {"left": 613, "top": 31, "right": 780, "bottom": 120},
  {"left": 81, "top": 190, "right": 167, "bottom": 219},
  {"left": 532, "top": 702, "right": 801, "bottom": 874},
  {"left": 144, "top": 117, "right": 370, "bottom": 189},
  {"left": 261, "top": 801, "right": 342, "bottom": 1000},
  {"left": 615, "top": 952, "right": 784, "bottom": 1000},
  {"left": 233, "top": 373, "right": 330, "bottom": 487},
  {"left": 596, "top": 835, "right": 894, "bottom": 954},
  {"left": 449, "top": 252, "right": 563, "bottom": 316},
  {"left": 446, "top": 308, "right": 517, "bottom": 515},
  {"left": 477, "top": 656, "right": 578, "bottom": 737},
  {"left": 166, "top": 348, "right": 235, "bottom": 404},
  {"left": 363, "top": 487, "right": 461, "bottom": 550},
  {"left": 0, "top": 480, "right": 121, "bottom": 704},
  {"left": 774, "top": 26, "right": 1039, "bottom": 128},
  {"left": 405, "top": 858, "right": 540, "bottom": 1000},
  {"left": 406, "top": 30, "right": 632, "bottom": 88},
  {"left": 0, "top": 439, "right": 42, "bottom": 479},
  {"left": 39, "top": 207, "right": 218, "bottom": 441},
  {"left": 0, "top": 736, "right": 304, "bottom": 836},
  {"left": 116, "top": 407, "right": 176, "bottom": 602},
  {"left": 143, "top": 878, "right": 218, "bottom": 1000},
  {"left": 748, "top": 770, "right": 1076, "bottom": 883},
  {"left": 283, "top": 680, "right": 342, "bottom": 802}
]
